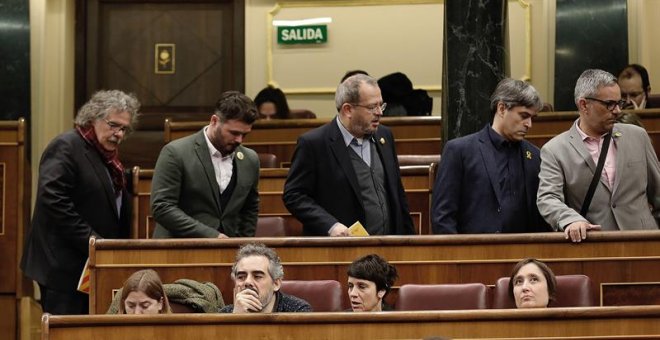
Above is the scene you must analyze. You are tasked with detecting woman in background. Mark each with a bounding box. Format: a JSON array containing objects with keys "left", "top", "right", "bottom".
[
  {"left": 508, "top": 258, "right": 557, "bottom": 308},
  {"left": 254, "top": 86, "right": 290, "bottom": 120},
  {"left": 346, "top": 254, "right": 398, "bottom": 312},
  {"left": 119, "top": 269, "right": 172, "bottom": 314}
]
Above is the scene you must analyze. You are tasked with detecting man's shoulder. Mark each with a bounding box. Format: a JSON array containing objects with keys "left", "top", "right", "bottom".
[
  {"left": 236, "top": 145, "right": 259, "bottom": 162},
  {"left": 278, "top": 292, "right": 312, "bottom": 312},
  {"left": 165, "top": 129, "right": 202, "bottom": 150},
  {"left": 443, "top": 129, "right": 483, "bottom": 150}
]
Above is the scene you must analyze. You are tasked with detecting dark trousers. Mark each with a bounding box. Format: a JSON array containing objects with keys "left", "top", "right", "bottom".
[{"left": 39, "top": 284, "right": 89, "bottom": 315}]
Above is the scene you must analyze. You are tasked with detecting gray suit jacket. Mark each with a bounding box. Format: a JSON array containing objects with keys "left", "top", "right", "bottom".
[
  {"left": 537, "top": 122, "right": 660, "bottom": 231},
  {"left": 151, "top": 128, "right": 259, "bottom": 238}
]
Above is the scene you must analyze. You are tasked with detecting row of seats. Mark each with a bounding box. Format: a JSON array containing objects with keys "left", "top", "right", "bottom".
[
  {"left": 257, "top": 153, "right": 441, "bottom": 169},
  {"left": 191, "top": 275, "right": 594, "bottom": 313}
]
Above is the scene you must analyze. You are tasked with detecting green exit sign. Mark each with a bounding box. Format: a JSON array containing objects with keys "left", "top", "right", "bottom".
[{"left": 277, "top": 25, "right": 328, "bottom": 45}]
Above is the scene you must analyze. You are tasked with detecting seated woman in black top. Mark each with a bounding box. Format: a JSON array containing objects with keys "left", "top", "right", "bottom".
[{"left": 347, "top": 254, "right": 398, "bottom": 312}]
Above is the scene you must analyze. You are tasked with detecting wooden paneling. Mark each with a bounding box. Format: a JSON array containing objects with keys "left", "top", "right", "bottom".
[
  {"left": 42, "top": 307, "right": 660, "bottom": 339},
  {"left": 601, "top": 282, "right": 660, "bottom": 306},
  {"left": 0, "top": 120, "right": 29, "bottom": 340},
  {"left": 131, "top": 164, "right": 435, "bottom": 238},
  {"left": 89, "top": 232, "right": 660, "bottom": 314},
  {"left": 0, "top": 295, "right": 16, "bottom": 340}
]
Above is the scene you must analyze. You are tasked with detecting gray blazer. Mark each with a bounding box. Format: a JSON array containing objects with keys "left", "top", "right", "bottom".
[
  {"left": 537, "top": 122, "right": 660, "bottom": 231},
  {"left": 151, "top": 129, "right": 259, "bottom": 238}
]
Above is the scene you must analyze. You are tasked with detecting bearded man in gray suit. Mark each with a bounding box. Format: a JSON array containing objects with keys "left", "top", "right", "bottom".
[
  {"left": 151, "top": 91, "right": 260, "bottom": 238},
  {"left": 537, "top": 69, "right": 660, "bottom": 243}
]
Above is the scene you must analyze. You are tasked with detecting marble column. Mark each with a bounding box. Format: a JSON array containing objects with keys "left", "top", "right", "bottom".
[
  {"left": 554, "top": 0, "right": 628, "bottom": 111},
  {"left": 442, "top": 0, "right": 506, "bottom": 142},
  {"left": 0, "top": 0, "right": 30, "bottom": 121}
]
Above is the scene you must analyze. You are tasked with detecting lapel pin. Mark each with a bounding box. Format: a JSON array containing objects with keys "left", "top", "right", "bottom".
[
  {"left": 613, "top": 132, "right": 622, "bottom": 138},
  {"left": 236, "top": 151, "right": 244, "bottom": 160},
  {"left": 379, "top": 137, "right": 385, "bottom": 145},
  {"left": 525, "top": 151, "right": 532, "bottom": 159}
]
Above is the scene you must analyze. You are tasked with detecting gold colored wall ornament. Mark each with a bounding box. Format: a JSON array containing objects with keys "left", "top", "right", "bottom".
[{"left": 155, "top": 43, "right": 175, "bottom": 74}]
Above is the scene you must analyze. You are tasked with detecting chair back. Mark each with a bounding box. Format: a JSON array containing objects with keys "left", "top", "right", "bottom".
[
  {"left": 492, "top": 274, "right": 596, "bottom": 308},
  {"left": 289, "top": 109, "right": 317, "bottom": 119},
  {"left": 395, "top": 283, "right": 489, "bottom": 311},
  {"left": 280, "top": 280, "right": 343, "bottom": 312},
  {"left": 255, "top": 217, "right": 287, "bottom": 237},
  {"left": 258, "top": 153, "right": 279, "bottom": 168}
]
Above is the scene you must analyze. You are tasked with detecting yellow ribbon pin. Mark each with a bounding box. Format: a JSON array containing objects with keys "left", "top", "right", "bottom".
[
  {"left": 379, "top": 138, "right": 386, "bottom": 145},
  {"left": 525, "top": 151, "right": 532, "bottom": 159}
]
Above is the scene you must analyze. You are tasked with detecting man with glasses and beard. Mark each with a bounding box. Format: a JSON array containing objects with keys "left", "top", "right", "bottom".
[
  {"left": 151, "top": 91, "right": 260, "bottom": 238},
  {"left": 283, "top": 74, "right": 414, "bottom": 236},
  {"left": 537, "top": 69, "right": 660, "bottom": 243},
  {"left": 21, "top": 90, "right": 139, "bottom": 314}
]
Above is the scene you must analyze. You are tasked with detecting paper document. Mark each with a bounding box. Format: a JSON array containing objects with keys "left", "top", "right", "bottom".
[{"left": 348, "top": 221, "right": 370, "bottom": 236}]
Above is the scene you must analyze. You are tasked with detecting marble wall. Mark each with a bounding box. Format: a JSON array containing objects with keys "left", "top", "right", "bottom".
[
  {"left": 554, "top": 0, "right": 628, "bottom": 111},
  {"left": 0, "top": 0, "right": 30, "bottom": 121},
  {"left": 442, "top": 0, "right": 507, "bottom": 141}
]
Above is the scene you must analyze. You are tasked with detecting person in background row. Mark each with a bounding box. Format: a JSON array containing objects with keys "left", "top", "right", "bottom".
[
  {"left": 341, "top": 69, "right": 369, "bottom": 83},
  {"left": 151, "top": 91, "right": 260, "bottom": 238},
  {"left": 508, "top": 258, "right": 557, "bottom": 308},
  {"left": 432, "top": 78, "right": 550, "bottom": 234},
  {"left": 21, "top": 90, "right": 139, "bottom": 314},
  {"left": 347, "top": 254, "right": 398, "bottom": 312},
  {"left": 283, "top": 74, "right": 414, "bottom": 236},
  {"left": 220, "top": 243, "right": 312, "bottom": 313},
  {"left": 254, "top": 86, "right": 290, "bottom": 120},
  {"left": 119, "top": 269, "right": 172, "bottom": 314},
  {"left": 618, "top": 64, "right": 653, "bottom": 110},
  {"left": 537, "top": 69, "right": 660, "bottom": 243}
]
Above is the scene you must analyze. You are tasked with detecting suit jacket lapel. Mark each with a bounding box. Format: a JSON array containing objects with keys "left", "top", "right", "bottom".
[
  {"left": 328, "top": 121, "right": 363, "bottom": 206},
  {"left": 373, "top": 129, "right": 395, "bottom": 187},
  {"left": 223, "top": 145, "right": 248, "bottom": 217},
  {"left": 521, "top": 142, "right": 537, "bottom": 213},
  {"left": 477, "top": 127, "right": 503, "bottom": 207},
  {"left": 193, "top": 130, "right": 223, "bottom": 214},
  {"left": 84, "top": 147, "right": 119, "bottom": 219}
]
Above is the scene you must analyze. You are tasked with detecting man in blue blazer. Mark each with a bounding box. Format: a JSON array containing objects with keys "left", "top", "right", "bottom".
[
  {"left": 283, "top": 74, "right": 414, "bottom": 236},
  {"left": 431, "top": 78, "right": 551, "bottom": 234}
]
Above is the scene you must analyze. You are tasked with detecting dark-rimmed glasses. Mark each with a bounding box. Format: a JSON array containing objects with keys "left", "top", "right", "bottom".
[{"left": 584, "top": 97, "right": 626, "bottom": 111}]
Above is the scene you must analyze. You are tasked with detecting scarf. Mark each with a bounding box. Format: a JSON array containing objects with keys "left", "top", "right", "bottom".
[{"left": 76, "top": 125, "right": 126, "bottom": 196}]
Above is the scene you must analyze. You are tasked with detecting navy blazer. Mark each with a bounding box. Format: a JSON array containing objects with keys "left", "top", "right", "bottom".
[
  {"left": 283, "top": 119, "right": 414, "bottom": 236},
  {"left": 431, "top": 125, "right": 550, "bottom": 234}
]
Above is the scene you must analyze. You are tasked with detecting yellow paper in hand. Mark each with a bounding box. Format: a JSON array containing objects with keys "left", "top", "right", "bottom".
[{"left": 348, "top": 221, "right": 370, "bottom": 236}]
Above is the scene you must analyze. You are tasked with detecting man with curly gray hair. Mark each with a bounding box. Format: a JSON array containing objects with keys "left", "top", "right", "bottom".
[{"left": 21, "top": 90, "right": 140, "bottom": 314}]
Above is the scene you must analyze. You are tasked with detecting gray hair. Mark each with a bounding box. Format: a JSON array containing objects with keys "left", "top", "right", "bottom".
[
  {"left": 489, "top": 78, "right": 542, "bottom": 114},
  {"left": 74, "top": 90, "right": 140, "bottom": 130},
  {"left": 335, "top": 74, "right": 379, "bottom": 112},
  {"left": 574, "top": 69, "right": 618, "bottom": 105},
  {"left": 230, "top": 243, "right": 284, "bottom": 280}
]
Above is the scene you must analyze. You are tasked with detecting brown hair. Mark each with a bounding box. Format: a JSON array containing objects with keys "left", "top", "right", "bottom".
[
  {"left": 508, "top": 258, "right": 557, "bottom": 307},
  {"left": 118, "top": 269, "right": 172, "bottom": 314}
]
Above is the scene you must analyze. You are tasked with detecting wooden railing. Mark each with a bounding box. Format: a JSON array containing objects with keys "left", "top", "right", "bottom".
[
  {"left": 42, "top": 306, "right": 660, "bottom": 339},
  {"left": 88, "top": 232, "right": 660, "bottom": 314}
]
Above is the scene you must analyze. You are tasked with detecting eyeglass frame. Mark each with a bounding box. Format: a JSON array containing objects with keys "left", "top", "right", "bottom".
[
  {"left": 349, "top": 102, "right": 387, "bottom": 114},
  {"left": 584, "top": 97, "right": 626, "bottom": 111},
  {"left": 103, "top": 118, "right": 131, "bottom": 134}
]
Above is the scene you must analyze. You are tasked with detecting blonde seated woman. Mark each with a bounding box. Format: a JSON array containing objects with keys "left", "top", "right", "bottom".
[
  {"left": 119, "top": 269, "right": 172, "bottom": 314},
  {"left": 347, "top": 254, "right": 398, "bottom": 312},
  {"left": 508, "top": 258, "right": 557, "bottom": 308}
]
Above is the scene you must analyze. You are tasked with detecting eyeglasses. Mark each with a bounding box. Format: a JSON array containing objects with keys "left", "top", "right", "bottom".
[
  {"left": 584, "top": 97, "right": 626, "bottom": 111},
  {"left": 351, "top": 102, "right": 387, "bottom": 114},
  {"left": 103, "top": 118, "right": 131, "bottom": 134}
]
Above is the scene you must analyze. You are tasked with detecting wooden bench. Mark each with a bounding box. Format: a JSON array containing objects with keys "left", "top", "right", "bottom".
[
  {"left": 89, "top": 232, "right": 660, "bottom": 314},
  {"left": 131, "top": 163, "right": 437, "bottom": 238},
  {"left": 42, "top": 306, "right": 660, "bottom": 339},
  {"left": 0, "top": 119, "right": 31, "bottom": 340},
  {"left": 163, "top": 117, "right": 442, "bottom": 166}
]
